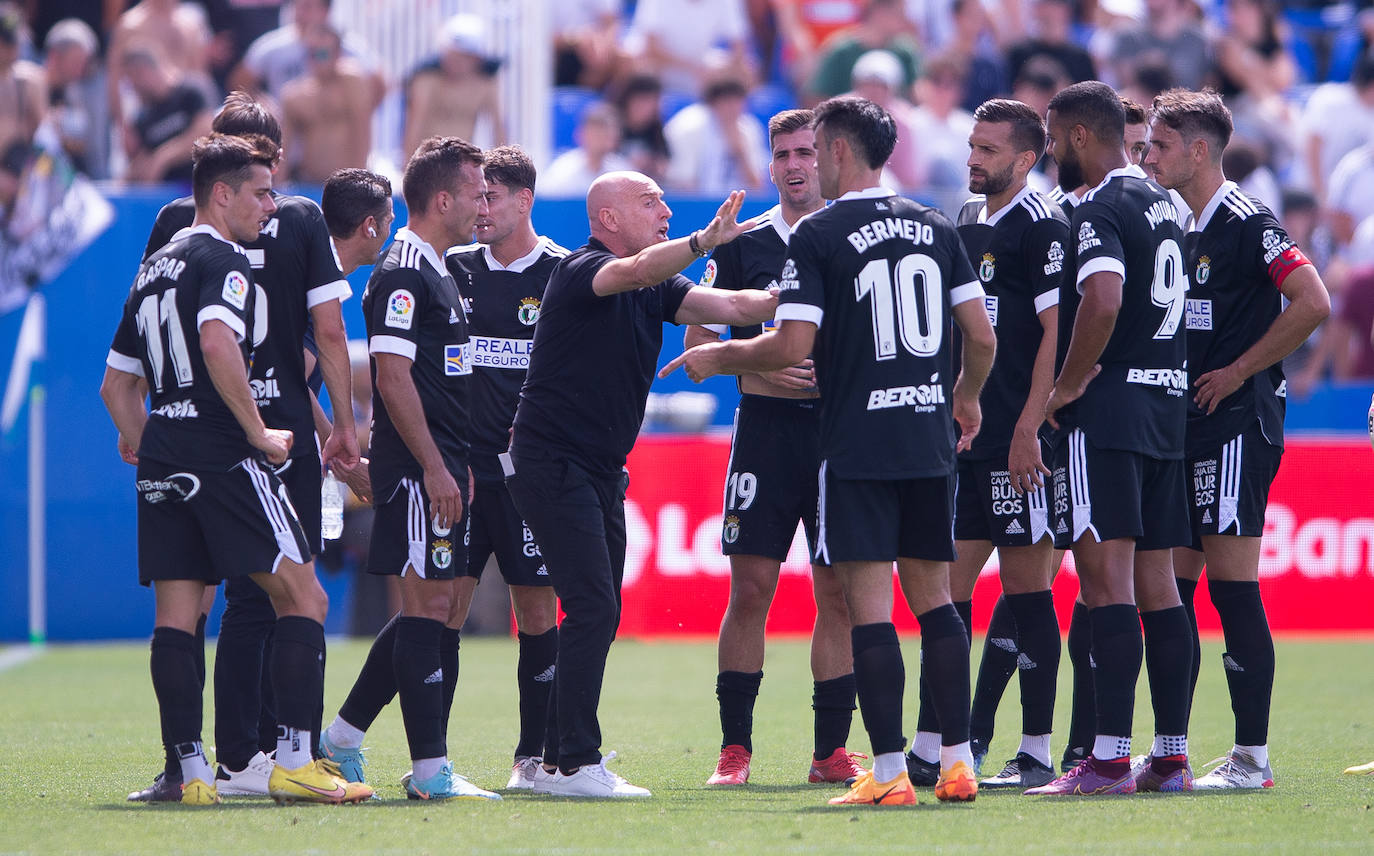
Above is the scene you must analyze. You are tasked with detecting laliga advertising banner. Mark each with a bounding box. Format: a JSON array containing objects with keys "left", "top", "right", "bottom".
[{"left": 613, "top": 435, "right": 1374, "bottom": 636}]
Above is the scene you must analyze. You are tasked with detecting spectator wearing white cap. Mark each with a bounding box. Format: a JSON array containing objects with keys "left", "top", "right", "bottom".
[
  {"left": 43, "top": 17, "right": 110, "bottom": 178},
  {"left": 848, "top": 49, "right": 922, "bottom": 191},
  {"left": 402, "top": 14, "right": 505, "bottom": 158}
]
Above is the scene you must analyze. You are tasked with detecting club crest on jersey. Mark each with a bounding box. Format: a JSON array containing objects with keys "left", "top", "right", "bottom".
[
  {"left": 222, "top": 270, "right": 249, "bottom": 310},
  {"left": 386, "top": 289, "right": 415, "bottom": 330},
  {"left": 1195, "top": 255, "right": 1211, "bottom": 285},
  {"left": 431, "top": 539, "right": 452, "bottom": 570},
  {"left": 517, "top": 297, "right": 541, "bottom": 326},
  {"left": 444, "top": 342, "right": 472, "bottom": 376},
  {"left": 700, "top": 259, "right": 718, "bottom": 288},
  {"left": 979, "top": 253, "right": 996, "bottom": 283},
  {"left": 722, "top": 515, "right": 741, "bottom": 544},
  {"left": 1077, "top": 221, "right": 1100, "bottom": 253},
  {"left": 1045, "top": 241, "right": 1064, "bottom": 275}
]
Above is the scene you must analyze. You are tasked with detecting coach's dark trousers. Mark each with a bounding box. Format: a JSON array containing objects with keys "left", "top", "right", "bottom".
[{"left": 507, "top": 452, "right": 627, "bottom": 773}]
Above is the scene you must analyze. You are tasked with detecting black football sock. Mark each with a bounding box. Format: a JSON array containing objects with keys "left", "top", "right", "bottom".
[
  {"left": 851, "top": 622, "right": 906, "bottom": 755},
  {"left": 812, "top": 673, "right": 857, "bottom": 760},
  {"left": 716, "top": 670, "right": 764, "bottom": 752},
  {"left": 1176, "top": 575, "right": 1202, "bottom": 718},
  {"left": 1209, "top": 580, "right": 1275, "bottom": 747},
  {"left": 915, "top": 600, "right": 972, "bottom": 742},
  {"left": 917, "top": 604, "right": 971, "bottom": 748},
  {"left": 439, "top": 626, "right": 461, "bottom": 736},
  {"left": 393, "top": 616, "right": 446, "bottom": 762},
  {"left": 1006, "top": 590, "right": 1060, "bottom": 737},
  {"left": 542, "top": 670, "right": 560, "bottom": 769},
  {"left": 971, "top": 595, "right": 1018, "bottom": 745},
  {"left": 516, "top": 627, "right": 558, "bottom": 758},
  {"left": 1140, "top": 605, "right": 1193, "bottom": 742},
  {"left": 270, "top": 616, "right": 325, "bottom": 765},
  {"left": 258, "top": 624, "right": 278, "bottom": 756},
  {"left": 151, "top": 626, "right": 204, "bottom": 755},
  {"left": 194, "top": 613, "right": 207, "bottom": 687},
  {"left": 310, "top": 636, "right": 324, "bottom": 759},
  {"left": 1064, "top": 602, "right": 1095, "bottom": 762},
  {"left": 338, "top": 611, "right": 400, "bottom": 731},
  {"left": 214, "top": 589, "right": 273, "bottom": 771},
  {"left": 1089, "top": 604, "right": 1143, "bottom": 749}
]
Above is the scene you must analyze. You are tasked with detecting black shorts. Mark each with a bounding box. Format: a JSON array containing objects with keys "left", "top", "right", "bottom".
[
  {"left": 465, "top": 480, "right": 551, "bottom": 586},
  {"left": 721, "top": 395, "right": 822, "bottom": 562},
  {"left": 815, "top": 462, "right": 956, "bottom": 564},
  {"left": 1185, "top": 423, "right": 1282, "bottom": 545},
  {"left": 136, "top": 456, "right": 310, "bottom": 586},
  {"left": 276, "top": 453, "right": 324, "bottom": 555},
  {"left": 954, "top": 456, "right": 1053, "bottom": 546},
  {"left": 1049, "top": 428, "right": 1190, "bottom": 550},
  {"left": 368, "top": 476, "right": 470, "bottom": 580}
]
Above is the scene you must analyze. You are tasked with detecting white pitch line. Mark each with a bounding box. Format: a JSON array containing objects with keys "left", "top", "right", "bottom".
[{"left": 0, "top": 645, "right": 41, "bottom": 673}]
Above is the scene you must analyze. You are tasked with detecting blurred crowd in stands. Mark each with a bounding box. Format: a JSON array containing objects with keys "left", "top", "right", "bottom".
[{"left": 6, "top": 0, "right": 1374, "bottom": 386}]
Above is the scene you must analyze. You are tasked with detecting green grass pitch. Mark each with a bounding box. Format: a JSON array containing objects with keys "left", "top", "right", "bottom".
[{"left": 2, "top": 636, "right": 1372, "bottom": 854}]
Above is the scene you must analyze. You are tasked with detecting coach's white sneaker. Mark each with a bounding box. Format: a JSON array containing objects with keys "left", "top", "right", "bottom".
[
  {"left": 215, "top": 751, "right": 274, "bottom": 796},
  {"left": 531, "top": 764, "right": 560, "bottom": 794},
  {"left": 507, "top": 756, "right": 542, "bottom": 790},
  {"left": 547, "top": 751, "right": 651, "bottom": 798}
]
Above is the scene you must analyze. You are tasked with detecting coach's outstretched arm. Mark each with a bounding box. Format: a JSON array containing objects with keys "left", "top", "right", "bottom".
[{"left": 660, "top": 319, "right": 815, "bottom": 382}]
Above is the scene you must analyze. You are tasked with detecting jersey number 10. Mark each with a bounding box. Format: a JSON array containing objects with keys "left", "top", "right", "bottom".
[{"left": 854, "top": 253, "right": 944, "bottom": 360}]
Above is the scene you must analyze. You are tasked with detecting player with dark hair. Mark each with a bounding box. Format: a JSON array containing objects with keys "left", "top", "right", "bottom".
[
  {"left": 321, "top": 136, "right": 502, "bottom": 801},
  {"left": 681, "top": 108, "right": 863, "bottom": 788},
  {"left": 127, "top": 91, "right": 360, "bottom": 802},
  {"left": 102, "top": 133, "right": 372, "bottom": 806},
  {"left": 908, "top": 98, "right": 1066, "bottom": 791},
  {"left": 322, "top": 167, "right": 394, "bottom": 254},
  {"left": 1026, "top": 80, "right": 1192, "bottom": 796},
  {"left": 1145, "top": 87, "right": 1329, "bottom": 789},
  {"left": 446, "top": 145, "right": 568, "bottom": 790},
  {"left": 503, "top": 173, "right": 775, "bottom": 798},
  {"left": 663, "top": 95, "right": 997, "bottom": 807}
]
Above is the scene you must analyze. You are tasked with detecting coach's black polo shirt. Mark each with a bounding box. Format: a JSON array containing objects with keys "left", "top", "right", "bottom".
[{"left": 511, "top": 237, "right": 693, "bottom": 476}]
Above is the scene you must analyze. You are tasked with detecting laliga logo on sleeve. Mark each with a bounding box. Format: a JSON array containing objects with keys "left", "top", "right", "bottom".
[
  {"left": 386, "top": 290, "right": 414, "bottom": 330},
  {"left": 700, "top": 259, "right": 718, "bottom": 287},
  {"left": 222, "top": 270, "right": 249, "bottom": 310}
]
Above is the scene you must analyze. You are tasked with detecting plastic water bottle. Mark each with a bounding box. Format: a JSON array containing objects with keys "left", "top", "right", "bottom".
[{"left": 321, "top": 471, "right": 345, "bottom": 540}]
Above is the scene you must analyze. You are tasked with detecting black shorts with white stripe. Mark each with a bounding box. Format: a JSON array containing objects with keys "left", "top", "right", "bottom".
[
  {"left": 1184, "top": 421, "right": 1282, "bottom": 548},
  {"left": 368, "top": 476, "right": 470, "bottom": 579},
  {"left": 815, "top": 463, "right": 956, "bottom": 564},
  {"left": 720, "top": 395, "right": 822, "bottom": 562},
  {"left": 135, "top": 456, "right": 311, "bottom": 585},
  {"left": 275, "top": 452, "right": 324, "bottom": 555},
  {"left": 464, "top": 480, "right": 551, "bottom": 586},
  {"left": 1049, "top": 428, "right": 1190, "bottom": 550},
  {"left": 953, "top": 456, "right": 1053, "bottom": 546}
]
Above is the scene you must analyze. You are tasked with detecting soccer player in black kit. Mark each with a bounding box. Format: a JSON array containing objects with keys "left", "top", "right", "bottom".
[
  {"left": 1144, "top": 88, "right": 1329, "bottom": 789},
  {"left": 101, "top": 133, "right": 372, "bottom": 805},
  {"left": 446, "top": 145, "right": 566, "bottom": 790},
  {"left": 663, "top": 96, "right": 997, "bottom": 807},
  {"left": 505, "top": 173, "right": 776, "bottom": 798},
  {"left": 1027, "top": 81, "right": 1193, "bottom": 796},
  {"left": 324, "top": 137, "right": 501, "bottom": 802},
  {"left": 126, "top": 92, "right": 361, "bottom": 802},
  {"left": 912, "top": 99, "right": 1067, "bottom": 791},
  {"left": 681, "top": 109, "right": 861, "bottom": 789}
]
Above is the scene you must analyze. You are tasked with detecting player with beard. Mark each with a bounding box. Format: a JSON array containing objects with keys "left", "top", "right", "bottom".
[
  {"left": 1026, "top": 81, "right": 1192, "bottom": 796},
  {"left": 1144, "top": 88, "right": 1328, "bottom": 789},
  {"left": 906, "top": 99, "right": 1067, "bottom": 791},
  {"left": 681, "top": 109, "right": 863, "bottom": 788}
]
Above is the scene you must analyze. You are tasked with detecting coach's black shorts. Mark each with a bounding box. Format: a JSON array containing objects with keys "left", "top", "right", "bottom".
[
  {"left": 815, "top": 463, "right": 956, "bottom": 564},
  {"left": 954, "top": 455, "right": 1053, "bottom": 546},
  {"left": 276, "top": 453, "right": 324, "bottom": 555},
  {"left": 368, "top": 476, "right": 470, "bottom": 580},
  {"left": 1049, "top": 428, "right": 1189, "bottom": 550},
  {"left": 136, "top": 456, "right": 310, "bottom": 586},
  {"left": 721, "top": 395, "right": 822, "bottom": 562},
  {"left": 1184, "top": 422, "right": 1282, "bottom": 546},
  {"left": 465, "top": 480, "right": 551, "bottom": 586}
]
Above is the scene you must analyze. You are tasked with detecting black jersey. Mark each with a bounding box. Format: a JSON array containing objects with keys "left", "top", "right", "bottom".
[
  {"left": 775, "top": 187, "right": 982, "bottom": 479},
  {"left": 1183, "top": 181, "right": 1310, "bottom": 453},
  {"left": 1056, "top": 164, "right": 1188, "bottom": 458},
  {"left": 144, "top": 193, "right": 350, "bottom": 458},
  {"left": 363, "top": 228, "right": 472, "bottom": 501},
  {"left": 107, "top": 225, "right": 259, "bottom": 469},
  {"left": 955, "top": 186, "right": 1068, "bottom": 459},
  {"left": 1047, "top": 184, "right": 1079, "bottom": 219},
  {"left": 446, "top": 236, "right": 567, "bottom": 483},
  {"left": 511, "top": 237, "right": 693, "bottom": 475}
]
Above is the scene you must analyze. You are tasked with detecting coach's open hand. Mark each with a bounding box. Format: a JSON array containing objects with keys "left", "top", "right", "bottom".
[{"left": 696, "top": 190, "right": 761, "bottom": 253}]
